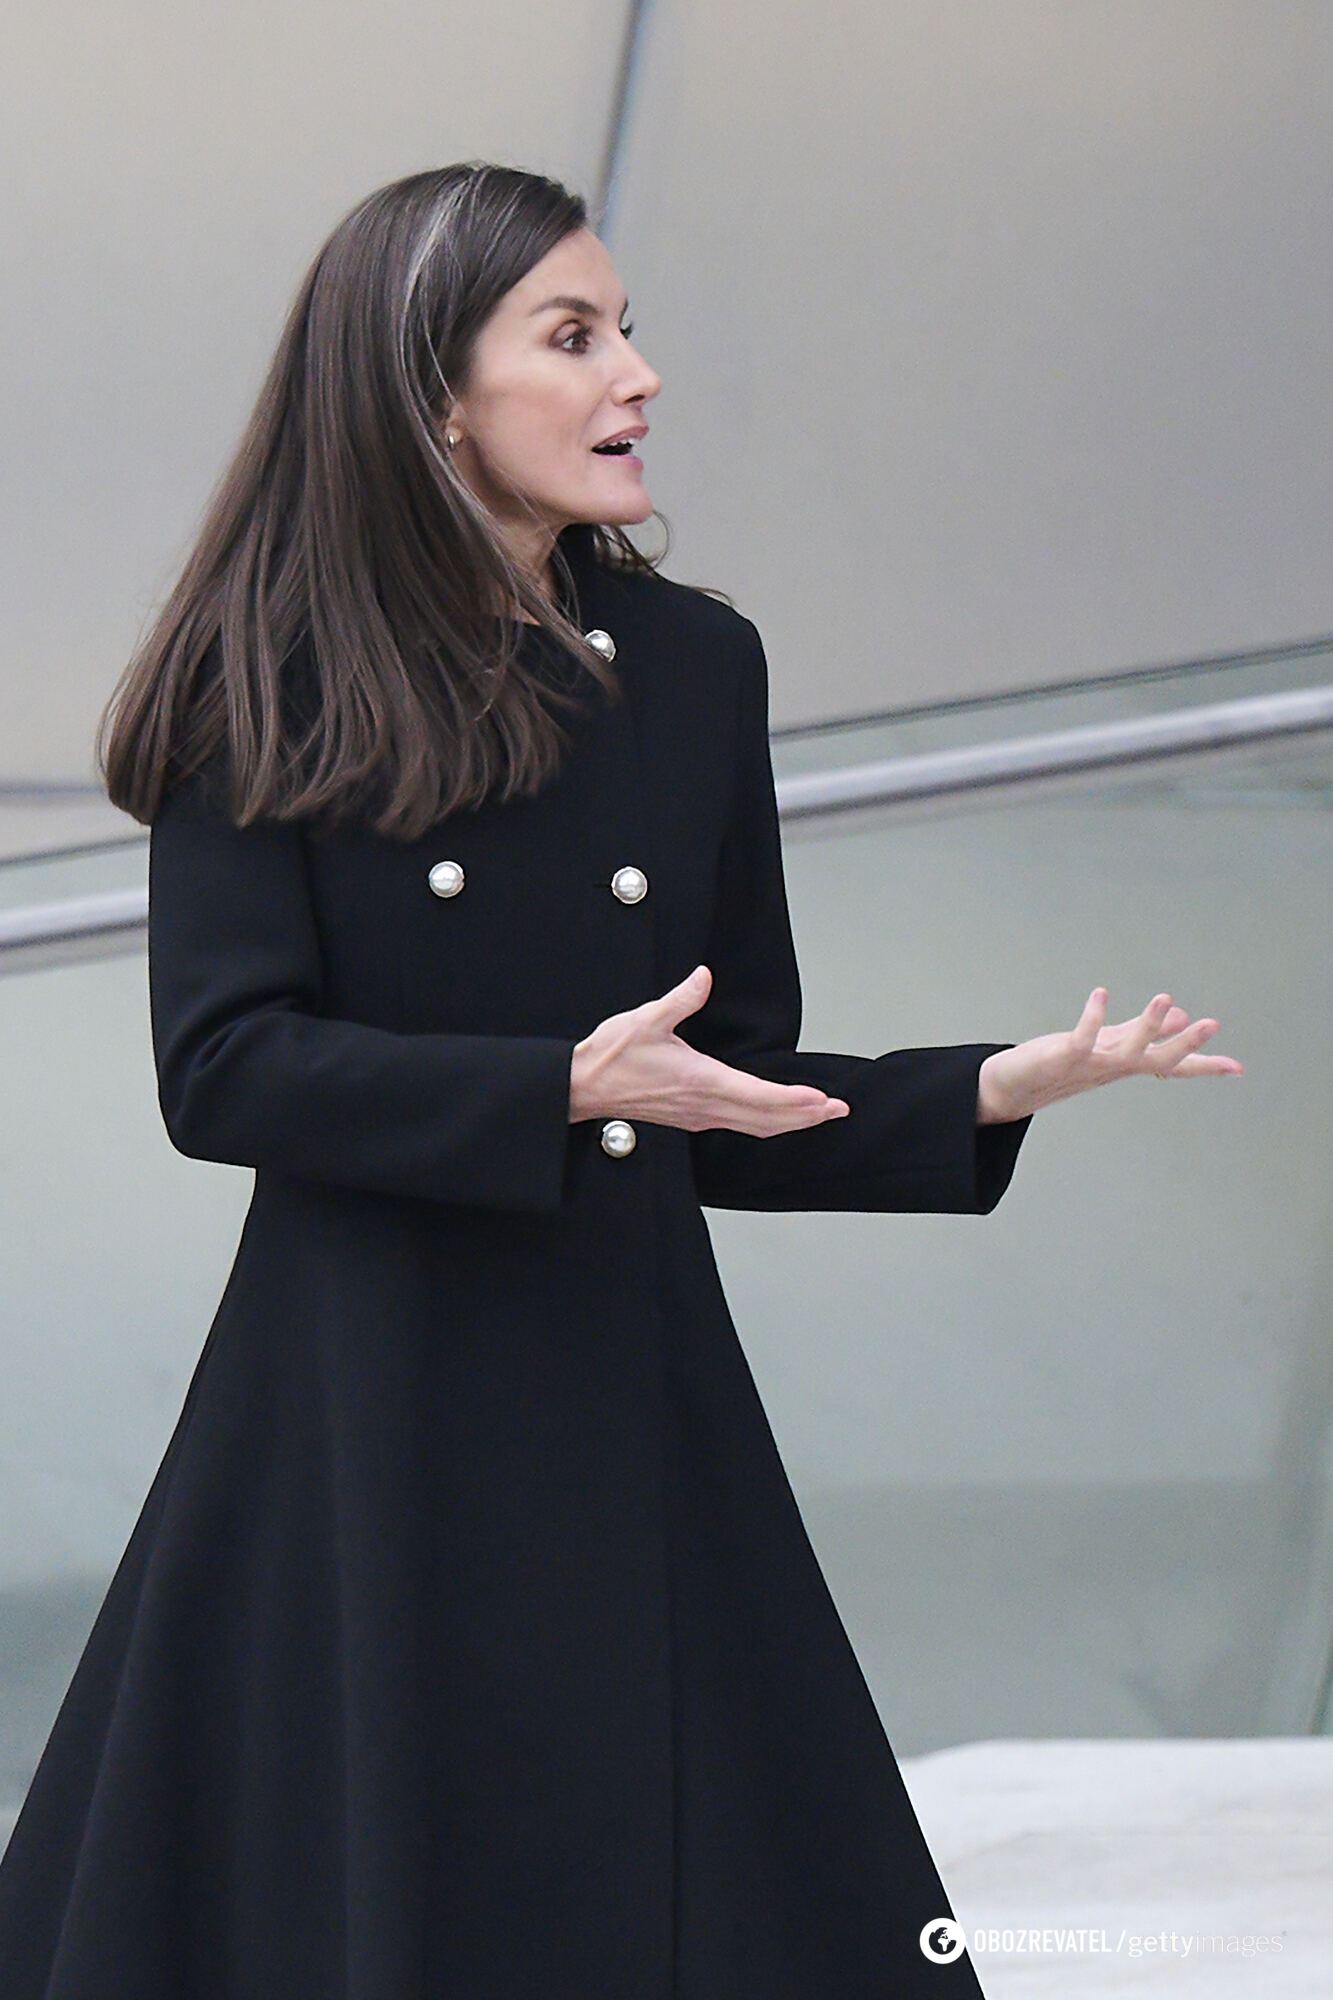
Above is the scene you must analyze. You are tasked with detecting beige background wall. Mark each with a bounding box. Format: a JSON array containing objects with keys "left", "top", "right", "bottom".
[{"left": 2, "top": 0, "right": 1329, "bottom": 776}]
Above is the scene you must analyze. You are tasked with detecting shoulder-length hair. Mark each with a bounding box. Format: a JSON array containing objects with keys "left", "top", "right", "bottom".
[{"left": 98, "top": 162, "right": 725, "bottom": 842}]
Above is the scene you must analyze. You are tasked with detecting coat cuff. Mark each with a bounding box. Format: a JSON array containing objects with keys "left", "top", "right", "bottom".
[
  {"left": 421, "top": 1030, "right": 579, "bottom": 1214},
  {"left": 865, "top": 1041, "right": 1034, "bottom": 1216}
]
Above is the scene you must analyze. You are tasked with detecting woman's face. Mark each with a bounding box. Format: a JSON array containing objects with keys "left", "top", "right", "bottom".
[{"left": 445, "top": 228, "right": 661, "bottom": 558}]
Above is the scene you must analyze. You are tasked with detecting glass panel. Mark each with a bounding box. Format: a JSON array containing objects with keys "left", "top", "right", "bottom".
[
  {"left": 0, "top": 833, "right": 147, "bottom": 917},
  {"left": 770, "top": 634, "right": 1333, "bottom": 780},
  {"left": 730, "top": 687, "right": 1333, "bottom": 1752},
  {"left": 0, "top": 793, "right": 136, "bottom": 868},
  {"left": 0, "top": 938, "right": 252, "bottom": 1833}
]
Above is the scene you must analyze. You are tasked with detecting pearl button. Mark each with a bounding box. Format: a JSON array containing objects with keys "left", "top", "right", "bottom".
[
  {"left": 428, "top": 859, "right": 465, "bottom": 898},
  {"left": 610, "top": 865, "right": 648, "bottom": 904},
  {"left": 584, "top": 627, "right": 616, "bottom": 662},
  {"left": 600, "top": 1119, "right": 637, "bottom": 1158}
]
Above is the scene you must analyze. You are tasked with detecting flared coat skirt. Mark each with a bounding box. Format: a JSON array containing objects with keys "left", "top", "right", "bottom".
[{"left": 0, "top": 526, "right": 1028, "bottom": 1994}]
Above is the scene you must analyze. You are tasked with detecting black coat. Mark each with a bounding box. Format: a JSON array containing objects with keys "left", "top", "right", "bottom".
[{"left": 0, "top": 522, "right": 1032, "bottom": 1997}]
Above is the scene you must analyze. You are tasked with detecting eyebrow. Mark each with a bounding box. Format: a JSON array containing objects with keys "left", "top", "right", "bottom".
[{"left": 527, "top": 294, "right": 631, "bottom": 319}]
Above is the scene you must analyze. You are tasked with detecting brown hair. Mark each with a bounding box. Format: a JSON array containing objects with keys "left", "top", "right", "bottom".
[{"left": 97, "top": 162, "right": 725, "bottom": 842}]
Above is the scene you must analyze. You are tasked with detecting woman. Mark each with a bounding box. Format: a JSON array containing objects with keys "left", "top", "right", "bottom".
[{"left": 0, "top": 164, "right": 1241, "bottom": 1998}]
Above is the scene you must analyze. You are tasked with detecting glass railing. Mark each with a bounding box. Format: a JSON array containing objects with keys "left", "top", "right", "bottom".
[
  {"left": 1, "top": 641, "right": 1330, "bottom": 1839},
  {"left": 768, "top": 628, "right": 1333, "bottom": 774},
  {"left": 755, "top": 649, "right": 1332, "bottom": 1756}
]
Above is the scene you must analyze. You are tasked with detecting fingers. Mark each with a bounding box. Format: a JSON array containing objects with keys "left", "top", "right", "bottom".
[
  {"left": 1072, "top": 986, "right": 1108, "bottom": 1050},
  {"left": 648, "top": 963, "right": 712, "bottom": 1027},
  {"left": 1156, "top": 1052, "right": 1245, "bottom": 1079},
  {"left": 715, "top": 1065, "right": 850, "bottom": 1134},
  {"left": 633, "top": 974, "right": 853, "bottom": 1132},
  {"left": 1132, "top": 992, "right": 1174, "bottom": 1060},
  {"left": 1084, "top": 989, "right": 1185, "bottom": 1050},
  {"left": 1135, "top": 994, "right": 1243, "bottom": 1077},
  {"left": 1079, "top": 987, "right": 1243, "bottom": 1080},
  {"left": 1141, "top": 996, "right": 1200, "bottom": 1038},
  {"left": 1127, "top": 992, "right": 1192, "bottom": 1062},
  {"left": 1152, "top": 1020, "right": 1226, "bottom": 1074}
]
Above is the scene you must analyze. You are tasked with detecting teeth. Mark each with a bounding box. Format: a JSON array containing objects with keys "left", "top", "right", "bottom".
[{"left": 593, "top": 437, "right": 636, "bottom": 452}]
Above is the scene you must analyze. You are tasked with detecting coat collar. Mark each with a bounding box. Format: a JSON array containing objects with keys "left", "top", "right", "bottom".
[{"left": 553, "top": 520, "right": 620, "bottom": 637}]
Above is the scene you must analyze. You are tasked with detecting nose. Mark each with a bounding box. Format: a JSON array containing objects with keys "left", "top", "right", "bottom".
[
  {"left": 627, "top": 356, "right": 662, "bottom": 402},
  {"left": 619, "top": 333, "right": 661, "bottom": 399}
]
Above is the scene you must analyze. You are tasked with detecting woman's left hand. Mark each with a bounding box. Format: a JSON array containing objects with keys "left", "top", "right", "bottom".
[{"left": 977, "top": 989, "right": 1245, "bottom": 1122}]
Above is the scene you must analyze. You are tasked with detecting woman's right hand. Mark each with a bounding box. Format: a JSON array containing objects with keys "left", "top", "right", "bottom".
[{"left": 568, "top": 964, "right": 851, "bottom": 1135}]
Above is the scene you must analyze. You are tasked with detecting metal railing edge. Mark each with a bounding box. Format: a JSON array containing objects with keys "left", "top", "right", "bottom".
[{"left": 2, "top": 680, "right": 1331, "bottom": 964}]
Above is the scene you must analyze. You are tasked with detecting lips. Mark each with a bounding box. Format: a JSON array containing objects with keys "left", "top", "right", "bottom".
[{"left": 591, "top": 425, "right": 648, "bottom": 452}]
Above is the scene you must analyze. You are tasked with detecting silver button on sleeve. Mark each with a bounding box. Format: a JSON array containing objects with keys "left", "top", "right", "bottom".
[{"left": 600, "top": 1119, "right": 637, "bottom": 1158}]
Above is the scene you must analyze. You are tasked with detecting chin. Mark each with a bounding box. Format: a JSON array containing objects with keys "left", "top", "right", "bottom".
[
  {"left": 599, "top": 487, "right": 654, "bottom": 525},
  {"left": 554, "top": 487, "right": 654, "bottom": 530}
]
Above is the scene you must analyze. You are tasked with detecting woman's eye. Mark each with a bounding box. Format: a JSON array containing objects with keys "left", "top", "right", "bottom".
[{"left": 560, "top": 321, "right": 636, "bottom": 353}]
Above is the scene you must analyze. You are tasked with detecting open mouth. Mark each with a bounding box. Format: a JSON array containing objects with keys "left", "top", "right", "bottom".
[{"left": 591, "top": 439, "right": 638, "bottom": 455}]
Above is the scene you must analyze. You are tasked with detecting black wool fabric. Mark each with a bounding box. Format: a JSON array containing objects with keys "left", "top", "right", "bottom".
[{"left": 0, "top": 521, "right": 1031, "bottom": 1996}]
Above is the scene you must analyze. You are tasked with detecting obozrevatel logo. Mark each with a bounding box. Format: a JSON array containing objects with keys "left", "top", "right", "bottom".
[{"left": 919, "top": 1917, "right": 967, "bottom": 1962}]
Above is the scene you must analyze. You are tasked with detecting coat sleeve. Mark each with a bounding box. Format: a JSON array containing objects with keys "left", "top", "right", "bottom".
[
  {"left": 148, "top": 763, "right": 578, "bottom": 1213},
  {"left": 682, "top": 618, "right": 1034, "bottom": 1214}
]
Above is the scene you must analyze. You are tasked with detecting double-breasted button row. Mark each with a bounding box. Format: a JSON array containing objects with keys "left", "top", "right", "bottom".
[
  {"left": 428, "top": 860, "right": 649, "bottom": 902},
  {"left": 426, "top": 628, "right": 647, "bottom": 904}
]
